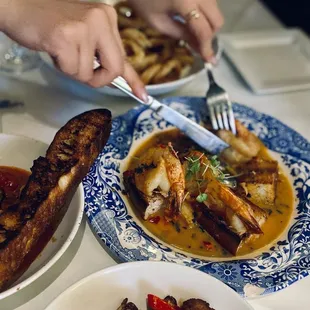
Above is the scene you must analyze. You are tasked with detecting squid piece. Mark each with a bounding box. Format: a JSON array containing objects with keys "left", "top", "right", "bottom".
[{"left": 125, "top": 143, "right": 185, "bottom": 221}]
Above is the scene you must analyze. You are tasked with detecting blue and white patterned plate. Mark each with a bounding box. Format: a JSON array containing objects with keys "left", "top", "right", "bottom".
[{"left": 83, "top": 97, "right": 310, "bottom": 297}]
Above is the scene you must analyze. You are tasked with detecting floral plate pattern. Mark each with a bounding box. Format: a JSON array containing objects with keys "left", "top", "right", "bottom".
[{"left": 83, "top": 97, "right": 310, "bottom": 297}]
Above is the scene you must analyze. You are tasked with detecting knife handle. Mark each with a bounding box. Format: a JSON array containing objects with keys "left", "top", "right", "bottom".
[{"left": 93, "top": 57, "right": 153, "bottom": 107}]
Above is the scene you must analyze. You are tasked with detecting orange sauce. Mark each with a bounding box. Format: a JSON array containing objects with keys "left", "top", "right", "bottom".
[{"left": 126, "top": 130, "right": 294, "bottom": 258}]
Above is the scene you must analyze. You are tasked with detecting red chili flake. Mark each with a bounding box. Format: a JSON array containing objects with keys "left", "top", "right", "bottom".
[
  {"left": 158, "top": 144, "right": 166, "bottom": 149},
  {"left": 203, "top": 241, "right": 213, "bottom": 251},
  {"left": 123, "top": 170, "right": 134, "bottom": 177},
  {"left": 149, "top": 216, "right": 160, "bottom": 224}
]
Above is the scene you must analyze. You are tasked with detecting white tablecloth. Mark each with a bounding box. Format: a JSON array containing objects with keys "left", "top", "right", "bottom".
[{"left": 0, "top": 1, "right": 310, "bottom": 309}]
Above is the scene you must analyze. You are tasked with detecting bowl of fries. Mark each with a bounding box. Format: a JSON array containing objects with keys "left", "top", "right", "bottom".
[{"left": 39, "top": 0, "right": 220, "bottom": 98}]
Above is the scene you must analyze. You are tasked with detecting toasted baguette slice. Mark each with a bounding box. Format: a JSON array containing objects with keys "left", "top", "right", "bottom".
[{"left": 0, "top": 109, "right": 111, "bottom": 292}]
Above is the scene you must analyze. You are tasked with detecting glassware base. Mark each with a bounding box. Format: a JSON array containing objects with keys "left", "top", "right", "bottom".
[{"left": 0, "top": 44, "right": 41, "bottom": 73}]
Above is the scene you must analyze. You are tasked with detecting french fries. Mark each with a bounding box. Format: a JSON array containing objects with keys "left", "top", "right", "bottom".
[{"left": 115, "top": 1, "right": 195, "bottom": 85}]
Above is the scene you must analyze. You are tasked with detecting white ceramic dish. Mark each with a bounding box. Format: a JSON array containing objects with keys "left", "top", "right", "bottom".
[
  {"left": 39, "top": 52, "right": 206, "bottom": 98},
  {"left": 0, "top": 134, "right": 84, "bottom": 300},
  {"left": 219, "top": 28, "right": 310, "bottom": 95},
  {"left": 45, "top": 261, "right": 253, "bottom": 310}
]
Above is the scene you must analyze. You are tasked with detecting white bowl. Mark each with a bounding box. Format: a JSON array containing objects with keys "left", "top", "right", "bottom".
[
  {"left": 0, "top": 134, "right": 84, "bottom": 300},
  {"left": 45, "top": 261, "right": 253, "bottom": 310},
  {"left": 39, "top": 52, "right": 206, "bottom": 98}
]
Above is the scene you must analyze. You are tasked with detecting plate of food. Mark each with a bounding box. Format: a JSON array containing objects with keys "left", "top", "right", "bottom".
[
  {"left": 83, "top": 96, "right": 310, "bottom": 297},
  {"left": 39, "top": 0, "right": 219, "bottom": 98},
  {"left": 0, "top": 108, "right": 112, "bottom": 299},
  {"left": 45, "top": 261, "right": 253, "bottom": 310}
]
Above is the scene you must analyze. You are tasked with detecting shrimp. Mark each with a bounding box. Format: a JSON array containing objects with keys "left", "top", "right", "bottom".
[
  {"left": 133, "top": 143, "right": 185, "bottom": 220},
  {"left": 217, "top": 120, "right": 263, "bottom": 164}
]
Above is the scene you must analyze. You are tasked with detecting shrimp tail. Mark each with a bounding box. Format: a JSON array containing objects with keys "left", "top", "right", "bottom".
[{"left": 165, "top": 183, "right": 184, "bottom": 221}]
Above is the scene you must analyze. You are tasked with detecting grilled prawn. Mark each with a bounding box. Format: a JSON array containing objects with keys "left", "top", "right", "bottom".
[{"left": 131, "top": 143, "right": 185, "bottom": 220}]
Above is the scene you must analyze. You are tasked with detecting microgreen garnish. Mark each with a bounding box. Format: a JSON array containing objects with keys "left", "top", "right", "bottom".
[
  {"left": 185, "top": 154, "right": 236, "bottom": 201},
  {"left": 185, "top": 155, "right": 209, "bottom": 203},
  {"left": 196, "top": 193, "right": 208, "bottom": 203}
]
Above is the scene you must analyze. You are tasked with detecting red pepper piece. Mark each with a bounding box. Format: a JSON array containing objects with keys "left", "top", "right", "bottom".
[
  {"left": 203, "top": 241, "right": 213, "bottom": 251},
  {"left": 147, "top": 294, "right": 180, "bottom": 310},
  {"left": 149, "top": 216, "right": 160, "bottom": 224}
]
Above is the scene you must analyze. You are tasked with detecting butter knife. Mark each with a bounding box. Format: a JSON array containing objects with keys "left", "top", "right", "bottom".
[{"left": 93, "top": 60, "right": 228, "bottom": 154}]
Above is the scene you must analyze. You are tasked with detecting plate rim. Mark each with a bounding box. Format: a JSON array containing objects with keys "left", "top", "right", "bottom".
[
  {"left": 0, "top": 133, "right": 85, "bottom": 300},
  {"left": 45, "top": 261, "right": 253, "bottom": 310},
  {"left": 83, "top": 97, "right": 310, "bottom": 297}
]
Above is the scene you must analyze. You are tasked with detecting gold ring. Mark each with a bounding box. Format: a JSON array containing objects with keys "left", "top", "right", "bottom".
[{"left": 185, "top": 9, "right": 200, "bottom": 22}]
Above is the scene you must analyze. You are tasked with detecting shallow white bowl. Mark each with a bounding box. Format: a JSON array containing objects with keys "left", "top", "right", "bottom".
[
  {"left": 45, "top": 261, "right": 253, "bottom": 310},
  {"left": 0, "top": 134, "right": 84, "bottom": 300},
  {"left": 39, "top": 52, "right": 206, "bottom": 98}
]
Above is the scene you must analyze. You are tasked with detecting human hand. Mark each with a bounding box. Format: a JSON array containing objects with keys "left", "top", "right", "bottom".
[
  {"left": 0, "top": 0, "right": 146, "bottom": 99},
  {"left": 128, "top": 0, "right": 224, "bottom": 63}
]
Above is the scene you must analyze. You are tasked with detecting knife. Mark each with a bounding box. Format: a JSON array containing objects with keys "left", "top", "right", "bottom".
[{"left": 93, "top": 60, "right": 228, "bottom": 154}]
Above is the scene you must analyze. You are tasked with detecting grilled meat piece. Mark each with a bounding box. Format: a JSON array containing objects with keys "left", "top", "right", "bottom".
[
  {"left": 164, "top": 295, "right": 178, "bottom": 307},
  {"left": 117, "top": 298, "right": 138, "bottom": 310},
  {"left": 236, "top": 157, "right": 278, "bottom": 205},
  {"left": 0, "top": 109, "right": 111, "bottom": 292},
  {"left": 181, "top": 298, "right": 215, "bottom": 310}
]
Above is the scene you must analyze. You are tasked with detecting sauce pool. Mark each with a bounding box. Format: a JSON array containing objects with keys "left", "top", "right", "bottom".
[{"left": 126, "top": 130, "right": 294, "bottom": 258}]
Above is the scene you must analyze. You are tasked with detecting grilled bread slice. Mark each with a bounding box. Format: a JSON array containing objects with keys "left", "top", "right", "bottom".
[{"left": 0, "top": 109, "right": 111, "bottom": 292}]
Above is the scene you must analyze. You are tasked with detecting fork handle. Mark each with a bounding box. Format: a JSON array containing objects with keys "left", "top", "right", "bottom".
[{"left": 205, "top": 63, "right": 216, "bottom": 85}]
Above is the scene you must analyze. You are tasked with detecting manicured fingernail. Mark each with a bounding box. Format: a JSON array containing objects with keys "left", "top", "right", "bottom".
[
  {"left": 141, "top": 90, "right": 148, "bottom": 103},
  {"left": 209, "top": 56, "right": 217, "bottom": 66}
]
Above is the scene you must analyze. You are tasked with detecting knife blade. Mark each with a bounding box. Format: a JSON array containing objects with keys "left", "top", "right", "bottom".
[
  {"left": 93, "top": 59, "right": 229, "bottom": 154},
  {"left": 147, "top": 97, "right": 229, "bottom": 154}
]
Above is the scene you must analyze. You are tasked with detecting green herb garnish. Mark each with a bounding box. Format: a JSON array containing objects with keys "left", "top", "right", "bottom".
[
  {"left": 185, "top": 155, "right": 209, "bottom": 202},
  {"left": 196, "top": 193, "right": 208, "bottom": 203}
]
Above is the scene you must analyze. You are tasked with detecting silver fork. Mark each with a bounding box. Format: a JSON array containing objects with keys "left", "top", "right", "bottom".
[{"left": 205, "top": 63, "right": 236, "bottom": 135}]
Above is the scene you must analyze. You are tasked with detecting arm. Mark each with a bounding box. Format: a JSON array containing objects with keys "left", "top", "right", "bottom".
[{"left": 0, "top": 0, "right": 146, "bottom": 99}]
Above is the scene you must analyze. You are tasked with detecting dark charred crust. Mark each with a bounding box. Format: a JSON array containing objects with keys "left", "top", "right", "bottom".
[
  {"left": 164, "top": 295, "right": 178, "bottom": 306},
  {"left": 117, "top": 298, "right": 138, "bottom": 310},
  {"left": 0, "top": 109, "right": 111, "bottom": 291},
  {"left": 194, "top": 205, "right": 242, "bottom": 256},
  {"left": 134, "top": 162, "right": 156, "bottom": 174},
  {"left": 182, "top": 298, "right": 215, "bottom": 310}
]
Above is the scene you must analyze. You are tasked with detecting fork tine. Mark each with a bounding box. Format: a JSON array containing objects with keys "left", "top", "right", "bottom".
[
  {"left": 209, "top": 104, "right": 219, "bottom": 130},
  {"left": 227, "top": 102, "right": 236, "bottom": 135},
  {"left": 215, "top": 104, "right": 224, "bottom": 130},
  {"left": 221, "top": 104, "right": 230, "bottom": 131}
]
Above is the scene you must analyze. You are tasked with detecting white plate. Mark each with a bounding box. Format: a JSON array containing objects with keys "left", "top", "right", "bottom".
[
  {"left": 39, "top": 52, "right": 206, "bottom": 98},
  {"left": 45, "top": 261, "right": 253, "bottom": 310},
  {"left": 0, "top": 134, "right": 84, "bottom": 300},
  {"left": 219, "top": 28, "right": 310, "bottom": 95}
]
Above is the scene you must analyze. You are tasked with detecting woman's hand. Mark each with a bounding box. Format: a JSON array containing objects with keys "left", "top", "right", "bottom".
[
  {"left": 0, "top": 0, "right": 146, "bottom": 99},
  {"left": 128, "top": 0, "right": 224, "bottom": 63}
]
